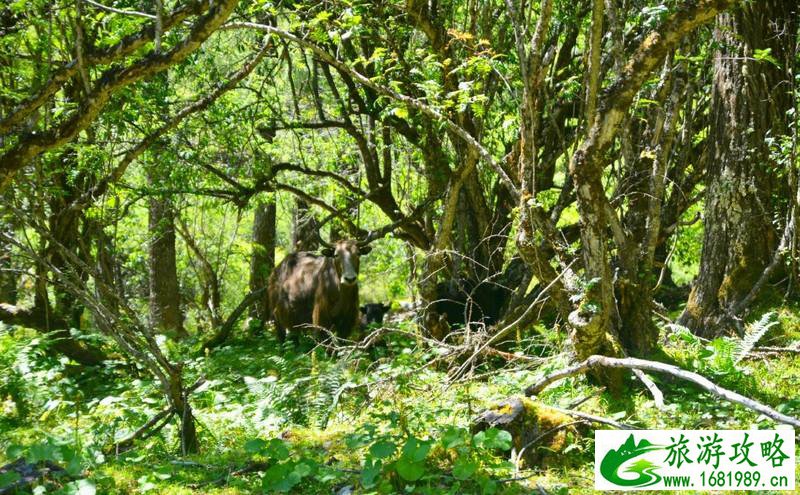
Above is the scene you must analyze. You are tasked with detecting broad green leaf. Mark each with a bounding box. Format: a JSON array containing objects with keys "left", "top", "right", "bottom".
[
  {"left": 266, "top": 439, "right": 290, "bottom": 461},
  {"left": 473, "top": 428, "right": 512, "bottom": 451},
  {"left": 0, "top": 471, "right": 20, "bottom": 489},
  {"left": 452, "top": 455, "right": 478, "bottom": 480},
  {"left": 361, "top": 458, "right": 382, "bottom": 487},
  {"left": 244, "top": 438, "right": 268, "bottom": 453},
  {"left": 401, "top": 437, "right": 430, "bottom": 462},
  {"left": 441, "top": 427, "right": 467, "bottom": 449},
  {"left": 293, "top": 461, "right": 314, "bottom": 478},
  {"left": 61, "top": 479, "right": 96, "bottom": 495},
  {"left": 369, "top": 440, "right": 396, "bottom": 459},
  {"left": 5, "top": 445, "right": 24, "bottom": 459},
  {"left": 28, "top": 442, "right": 59, "bottom": 463},
  {"left": 263, "top": 462, "right": 299, "bottom": 492},
  {"left": 395, "top": 457, "right": 425, "bottom": 481}
]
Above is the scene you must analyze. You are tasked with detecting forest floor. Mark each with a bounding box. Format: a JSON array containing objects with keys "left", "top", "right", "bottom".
[{"left": 1, "top": 306, "right": 799, "bottom": 494}]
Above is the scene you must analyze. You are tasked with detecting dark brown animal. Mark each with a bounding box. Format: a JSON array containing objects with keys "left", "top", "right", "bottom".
[
  {"left": 269, "top": 239, "right": 372, "bottom": 343},
  {"left": 360, "top": 302, "right": 391, "bottom": 327}
]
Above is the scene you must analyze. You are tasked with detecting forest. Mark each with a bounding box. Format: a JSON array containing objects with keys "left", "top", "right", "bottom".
[{"left": 1, "top": 0, "right": 799, "bottom": 493}]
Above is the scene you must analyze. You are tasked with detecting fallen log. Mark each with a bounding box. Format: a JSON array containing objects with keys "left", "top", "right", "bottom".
[
  {"left": 473, "top": 396, "right": 584, "bottom": 467},
  {"left": 525, "top": 355, "right": 800, "bottom": 428}
]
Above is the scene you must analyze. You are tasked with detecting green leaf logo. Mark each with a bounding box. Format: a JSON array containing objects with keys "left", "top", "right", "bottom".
[{"left": 600, "top": 434, "right": 665, "bottom": 487}]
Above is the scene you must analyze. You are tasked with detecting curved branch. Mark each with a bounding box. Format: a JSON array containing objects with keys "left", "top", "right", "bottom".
[
  {"left": 67, "top": 37, "right": 274, "bottom": 212},
  {"left": 84, "top": 0, "right": 156, "bottom": 19},
  {"left": 525, "top": 355, "right": 800, "bottom": 428},
  {"left": 200, "top": 287, "right": 267, "bottom": 353},
  {"left": 0, "top": 0, "right": 209, "bottom": 135},
  {"left": 0, "top": 0, "right": 239, "bottom": 190},
  {"left": 273, "top": 182, "right": 361, "bottom": 233},
  {"left": 271, "top": 162, "right": 366, "bottom": 198},
  {"left": 222, "top": 21, "right": 520, "bottom": 201}
]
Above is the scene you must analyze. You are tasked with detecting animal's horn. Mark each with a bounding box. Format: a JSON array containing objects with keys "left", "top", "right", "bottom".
[
  {"left": 315, "top": 229, "right": 334, "bottom": 249},
  {"left": 357, "top": 230, "right": 379, "bottom": 247}
]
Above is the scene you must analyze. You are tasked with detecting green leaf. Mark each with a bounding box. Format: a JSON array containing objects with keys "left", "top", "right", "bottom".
[
  {"left": 392, "top": 106, "right": 409, "bottom": 119},
  {"left": 473, "top": 428, "right": 512, "bottom": 451},
  {"left": 265, "top": 439, "right": 290, "bottom": 461},
  {"left": 401, "top": 437, "right": 430, "bottom": 462},
  {"left": 478, "top": 475, "right": 498, "bottom": 494},
  {"left": 395, "top": 457, "right": 426, "bottom": 481},
  {"left": 61, "top": 479, "right": 96, "bottom": 495},
  {"left": 137, "top": 475, "right": 157, "bottom": 493},
  {"left": 452, "top": 455, "right": 478, "bottom": 480},
  {"left": 28, "top": 442, "right": 59, "bottom": 463},
  {"left": 0, "top": 471, "right": 21, "bottom": 489},
  {"left": 262, "top": 459, "right": 313, "bottom": 492},
  {"left": 244, "top": 438, "right": 268, "bottom": 453},
  {"left": 263, "top": 462, "right": 299, "bottom": 492},
  {"left": 361, "top": 458, "right": 382, "bottom": 487},
  {"left": 345, "top": 432, "right": 371, "bottom": 449},
  {"left": 369, "top": 440, "right": 396, "bottom": 459},
  {"left": 293, "top": 461, "right": 314, "bottom": 478},
  {"left": 441, "top": 427, "right": 467, "bottom": 449},
  {"left": 65, "top": 455, "right": 84, "bottom": 477},
  {"left": 753, "top": 48, "right": 779, "bottom": 67},
  {"left": 5, "top": 445, "right": 24, "bottom": 459}
]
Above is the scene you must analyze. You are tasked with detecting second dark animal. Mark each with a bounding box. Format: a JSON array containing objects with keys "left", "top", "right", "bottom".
[{"left": 360, "top": 302, "right": 391, "bottom": 327}]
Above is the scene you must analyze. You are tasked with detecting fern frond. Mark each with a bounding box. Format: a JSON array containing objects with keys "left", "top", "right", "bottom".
[{"left": 734, "top": 312, "right": 778, "bottom": 364}]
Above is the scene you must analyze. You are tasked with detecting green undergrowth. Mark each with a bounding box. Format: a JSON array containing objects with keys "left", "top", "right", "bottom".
[{"left": 1, "top": 310, "right": 799, "bottom": 494}]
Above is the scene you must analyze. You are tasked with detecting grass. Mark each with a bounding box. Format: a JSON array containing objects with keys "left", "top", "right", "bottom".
[{"left": 1, "top": 310, "right": 799, "bottom": 494}]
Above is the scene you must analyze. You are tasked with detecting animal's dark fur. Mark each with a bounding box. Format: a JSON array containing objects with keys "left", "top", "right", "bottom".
[
  {"left": 432, "top": 279, "right": 508, "bottom": 328},
  {"left": 360, "top": 303, "right": 391, "bottom": 327},
  {"left": 268, "top": 240, "right": 370, "bottom": 343}
]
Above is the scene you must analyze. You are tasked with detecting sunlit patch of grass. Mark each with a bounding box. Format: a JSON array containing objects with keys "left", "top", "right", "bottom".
[
  {"left": 3, "top": 308, "right": 800, "bottom": 494},
  {"left": 97, "top": 459, "right": 259, "bottom": 494}
]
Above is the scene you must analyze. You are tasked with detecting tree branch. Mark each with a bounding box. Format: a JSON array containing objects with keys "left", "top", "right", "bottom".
[
  {"left": 0, "top": 0, "right": 209, "bottom": 135},
  {"left": 525, "top": 355, "right": 800, "bottom": 428},
  {"left": 0, "top": 0, "right": 240, "bottom": 190},
  {"left": 222, "top": 21, "right": 520, "bottom": 201},
  {"left": 65, "top": 37, "right": 273, "bottom": 212}
]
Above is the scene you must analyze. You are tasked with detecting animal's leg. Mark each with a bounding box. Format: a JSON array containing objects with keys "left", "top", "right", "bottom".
[
  {"left": 275, "top": 321, "right": 286, "bottom": 343},
  {"left": 312, "top": 306, "right": 328, "bottom": 343},
  {"left": 290, "top": 326, "right": 301, "bottom": 346}
]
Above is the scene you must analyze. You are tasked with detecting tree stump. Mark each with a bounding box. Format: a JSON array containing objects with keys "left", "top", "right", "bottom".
[{"left": 473, "top": 396, "right": 580, "bottom": 467}]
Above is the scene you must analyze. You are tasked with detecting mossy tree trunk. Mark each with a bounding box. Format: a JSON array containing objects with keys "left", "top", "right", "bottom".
[
  {"left": 250, "top": 195, "right": 276, "bottom": 331},
  {"left": 680, "top": 1, "right": 798, "bottom": 337},
  {"left": 564, "top": 0, "right": 735, "bottom": 376},
  {"left": 148, "top": 183, "right": 186, "bottom": 339},
  {"left": 0, "top": 208, "right": 17, "bottom": 305}
]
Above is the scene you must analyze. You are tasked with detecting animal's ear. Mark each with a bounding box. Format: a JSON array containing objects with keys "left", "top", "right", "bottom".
[
  {"left": 382, "top": 303, "right": 391, "bottom": 311},
  {"left": 321, "top": 247, "right": 335, "bottom": 257},
  {"left": 360, "top": 305, "right": 367, "bottom": 312},
  {"left": 359, "top": 245, "right": 372, "bottom": 255}
]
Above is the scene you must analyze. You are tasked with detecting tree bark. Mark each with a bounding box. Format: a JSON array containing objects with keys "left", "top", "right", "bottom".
[
  {"left": 567, "top": 0, "right": 736, "bottom": 368},
  {"left": 291, "top": 199, "right": 319, "bottom": 252},
  {"left": 0, "top": 213, "right": 16, "bottom": 304},
  {"left": 680, "top": 1, "right": 798, "bottom": 337},
  {"left": 148, "top": 192, "right": 186, "bottom": 339},
  {"left": 249, "top": 196, "right": 276, "bottom": 331}
]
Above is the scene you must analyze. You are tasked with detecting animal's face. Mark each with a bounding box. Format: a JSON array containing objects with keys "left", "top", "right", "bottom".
[
  {"left": 361, "top": 303, "right": 391, "bottom": 325},
  {"left": 322, "top": 240, "right": 371, "bottom": 286}
]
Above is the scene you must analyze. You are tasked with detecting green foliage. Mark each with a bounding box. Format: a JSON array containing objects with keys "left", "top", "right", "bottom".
[
  {"left": 735, "top": 312, "right": 779, "bottom": 364},
  {"left": 2, "top": 0, "right": 800, "bottom": 493}
]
